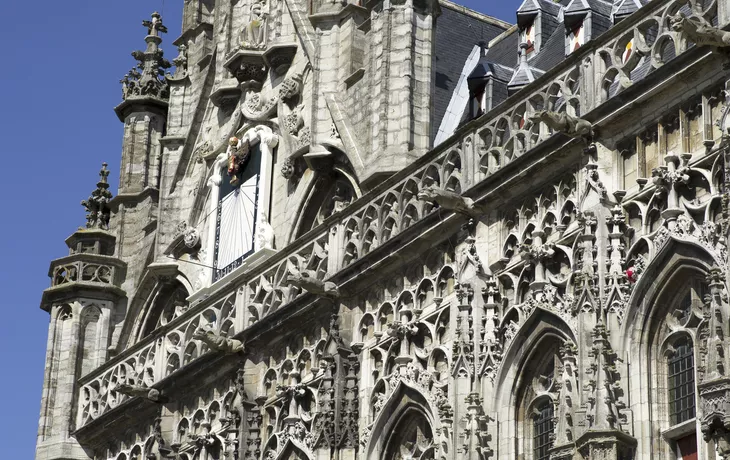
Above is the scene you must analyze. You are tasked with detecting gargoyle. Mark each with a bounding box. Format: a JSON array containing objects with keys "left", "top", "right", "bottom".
[
  {"left": 417, "top": 186, "right": 485, "bottom": 218},
  {"left": 528, "top": 110, "right": 594, "bottom": 143},
  {"left": 192, "top": 328, "right": 245, "bottom": 354},
  {"left": 670, "top": 12, "right": 730, "bottom": 48},
  {"left": 287, "top": 270, "right": 340, "bottom": 298},
  {"left": 114, "top": 383, "right": 167, "bottom": 403}
]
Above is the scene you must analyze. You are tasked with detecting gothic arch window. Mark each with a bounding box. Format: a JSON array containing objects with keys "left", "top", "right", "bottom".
[
  {"left": 651, "top": 274, "right": 706, "bottom": 460},
  {"left": 382, "top": 408, "right": 434, "bottom": 460},
  {"left": 516, "top": 338, "right": 560, "bottom": 460}
]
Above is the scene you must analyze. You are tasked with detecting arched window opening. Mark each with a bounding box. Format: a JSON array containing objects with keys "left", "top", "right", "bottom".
[
  {"left": 533, "top": 399, "right": 555, "bottom": 460},
  {"left": 383, "top": 410, "right": 434, "bottom": 460},
  {"left": 515, "top": 336, "right": 562, "bottom": 460},
  {"left": 654, "top": 274, "right": 706, "bottom": 460}
]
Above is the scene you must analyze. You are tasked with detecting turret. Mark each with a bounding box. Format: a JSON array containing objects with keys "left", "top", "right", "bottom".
[
  {"left": 113, "top": 12, "right": 171, "bottom": 289},
  {"left": 36, "top": 165, "right": 127, "bottom": 460}
]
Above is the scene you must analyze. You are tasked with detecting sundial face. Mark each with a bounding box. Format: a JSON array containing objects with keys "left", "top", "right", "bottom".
[{"left": 214, "top": 143, "right": 262, "bottom": 282}]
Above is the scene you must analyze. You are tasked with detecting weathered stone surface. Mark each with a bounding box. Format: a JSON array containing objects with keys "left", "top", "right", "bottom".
[{"left": 35, "top": 1, "right": 730, "bottom": 460}]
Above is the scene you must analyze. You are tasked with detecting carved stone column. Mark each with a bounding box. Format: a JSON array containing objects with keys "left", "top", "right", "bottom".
[
  {"left": 699, "top": 269, "right": 730, "bottom": 458},
  {"left": 575, "top": 322, "right": 636, "bottom": 460}
]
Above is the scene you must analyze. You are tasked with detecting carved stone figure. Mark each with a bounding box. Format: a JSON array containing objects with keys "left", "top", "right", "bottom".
[
  {"left": 114, "top": 383, "right": 166, "bottom": 403},
  {"left": 241, "top": 2, "right": 267, "bottom": 49},
  {"left": 192, "top": 328, "right": 245, "bottom": 354},
  {"left": 286, "top": 270, "right": 340, "bottom": 298},
  {"left": 227, "top": 136, "right": 252, "bottom": 186},
  {"left": 417, "top": 185, "right": 485, "bottom": 218},
  {"left": 670, "top": 13, "right": 730, "bottom": 48},
  {"left": 528, "top": 110, "right": 593, "bottom": 142},
  {"left": 255, "top": 211, "right": 274, "bottom": 250}
]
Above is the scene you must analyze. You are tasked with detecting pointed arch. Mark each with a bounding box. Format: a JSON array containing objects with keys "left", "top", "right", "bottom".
[
  {"left": 620, "top": 237, "right": 719, "bottom": 346},
  {"left": 619, "top": 237, "right": 718, "bottom": 459},
  {"left": 366, "top": 380, "right": 441, "bottom": 460},
  {"left": 117, "top": 270, "right": 192, "bottom": 349},
  {"left": 275, "top": 438, "right": 313, "bottom": 460},
  {"left": 491, "top": 312, "right": 575, "bottom": 459},
  {"left": 289, "top": 166, "right": 361, "bottom": 243}
]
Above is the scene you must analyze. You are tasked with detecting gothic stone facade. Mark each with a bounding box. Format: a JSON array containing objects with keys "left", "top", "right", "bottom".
[{"left": 34, "top": 0, "right": 730, "bottom": 459}]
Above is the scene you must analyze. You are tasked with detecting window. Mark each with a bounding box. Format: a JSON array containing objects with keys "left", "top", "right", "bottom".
[
  {"left": 621, "top": 145, "right": 638, "bottom": 194},
  {"left": 521, "top": 22, "right": 535, "bottom": 54},
  {"left": 668, "top": 339, "right": 695, "bottom": 425},
  {"left": 534, "top": 400, "right": 554, "bottom": 460},
  {"left": 568, "top": 22, "right": 585, "bottom": 52}
]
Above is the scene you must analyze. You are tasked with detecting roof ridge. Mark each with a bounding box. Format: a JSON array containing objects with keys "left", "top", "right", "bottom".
[{"left": 439, "top": 0, "right": 514, "bottom": 29}]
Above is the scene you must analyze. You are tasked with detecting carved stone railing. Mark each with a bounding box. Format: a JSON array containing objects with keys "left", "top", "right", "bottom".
[
  {"left": 76, "top": 0, "right": 729, "bottom": 427},
  {"left": 51, "top": 257, "right": 123, "bottom": 287},
  {"left": 77, "top": 291, "right": 238, "bottom": 427}
]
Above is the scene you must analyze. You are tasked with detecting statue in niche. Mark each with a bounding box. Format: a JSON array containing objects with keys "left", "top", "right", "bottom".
[{"left": 241, "top": 2, "right": 267, "bottom": 49}]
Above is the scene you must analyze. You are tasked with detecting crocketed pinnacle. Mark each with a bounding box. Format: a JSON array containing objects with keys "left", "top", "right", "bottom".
[
  {"left": 81, "top": 163, "right": 113, "bottom": 230},
  {"left": 120, "top": 12, "right": 171, "bottom": 102}
]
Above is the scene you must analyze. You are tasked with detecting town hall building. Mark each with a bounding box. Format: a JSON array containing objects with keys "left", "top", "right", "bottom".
[{"left": 34, "top": 0, "right": 730, "bottom": 458}]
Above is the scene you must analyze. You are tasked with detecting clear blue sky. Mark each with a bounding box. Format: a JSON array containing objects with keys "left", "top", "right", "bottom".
[{"left": 0, "top": 0, "right": 518, "bottom": 457}]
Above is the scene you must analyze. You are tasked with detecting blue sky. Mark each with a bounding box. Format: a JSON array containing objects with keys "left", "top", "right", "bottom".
[{"left": 0, "top": 0, "right": 518, "bottom": 457}]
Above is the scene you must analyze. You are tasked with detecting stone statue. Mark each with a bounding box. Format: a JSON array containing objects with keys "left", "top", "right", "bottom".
[
  {"left": 241, "top": 2, "right": 267, "bottom": 49},
  {"left": 193, "top": 328, "right": 245, "bottom": 354},
  {"left": 287, "top": 270, "right": 340, "bottom": 298},
  {"left": 114, "top": 383, "right": 166, "bottom": 403},
  {"left": 255, "top": 211, "right": 274, "bottom": 250},
  {"left": 528, "top": 110, "right": 593, "bottom": 142},
  {"left": 670, "top": 13, "right": 730, "bottom": 48},
  {"left": 417, "top": 185, "right": 485, "bottom": 218}
]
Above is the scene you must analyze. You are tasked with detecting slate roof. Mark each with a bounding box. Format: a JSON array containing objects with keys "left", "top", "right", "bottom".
[
  {"left": 432, "top": 2, "right": 509, "bottom": 142},
  {"left": 433, "top": 0, "right": 651, "bottom": 143}
]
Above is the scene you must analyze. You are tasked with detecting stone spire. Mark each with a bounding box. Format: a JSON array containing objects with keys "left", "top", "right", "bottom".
[
  {"left": 119, "top": 12, "right": 171, "bottom": 104},
  {"left": 81, "top": 163, "right": 113, "bottom": 230}
]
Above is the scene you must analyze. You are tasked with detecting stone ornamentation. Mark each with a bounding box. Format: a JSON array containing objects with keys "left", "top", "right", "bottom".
[
  {"left": 528, "top": 110, "right": 594, "bottom": 142},
  {"left": 114, "top": 383, "right": 166, "bottom": 403},
  {"left": 280, "top": 157, "right": 294, "bottom": 179},
  {"left": 286, "top": 269, "right": 340, "bottom": 298},
  {"left": 255, "top": 212, "right": 274, "bottom": 250},
  {"left": 670, "top": 13, "right": 730, "bottom": 48},
  {"left": 192, "top": 328, "right": 245, "bottom": 354},
  {"left": 81, "top": 163, "right": 113, "bottom": 230},
  {"left": 226, "top": 136, "right": 252, "bottom": 186},
  {"left": 240, "top": 2, "right": 268, "bottom": 49},
  {"left": 121, "top": 12, "right": 171, "bottom": 101},
  {"left": 417, "top": 185, "right": 485, "bottom": 218},
  {"left": 167, "top": 44, "right": 188, "bottom": 81}
]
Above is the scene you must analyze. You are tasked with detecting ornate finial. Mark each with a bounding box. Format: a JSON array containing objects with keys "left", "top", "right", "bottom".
[
  {"left": 81, "top": 163, "right": 113, "bottom": 230},
  {"left": 120, "top": 13, "right": 171, "bottom": 102},
  {"left": 143, "top": 11, "right": 168, "bottom": 37}
]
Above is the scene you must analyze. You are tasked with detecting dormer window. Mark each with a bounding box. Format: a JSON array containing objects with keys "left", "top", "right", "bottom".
[
  {"left": 568, "top": 21, "right": 585, "bottom": 52},
  {"left": 520, "top": 22, "right": 536, "bottom": 54}
]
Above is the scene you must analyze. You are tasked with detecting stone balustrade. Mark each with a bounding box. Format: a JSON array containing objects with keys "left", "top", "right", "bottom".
[{"left": 75, "top": 0, "right": 727, "bottom": 427}]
